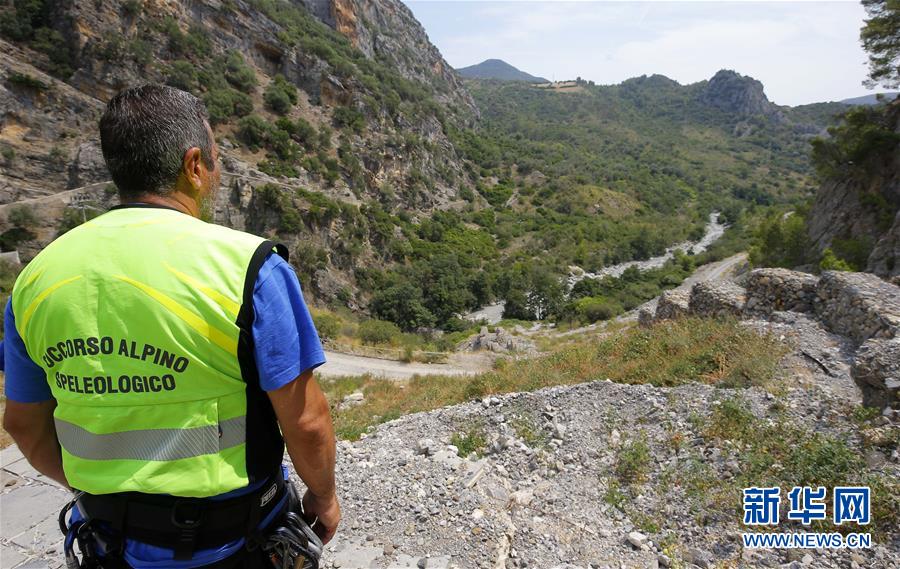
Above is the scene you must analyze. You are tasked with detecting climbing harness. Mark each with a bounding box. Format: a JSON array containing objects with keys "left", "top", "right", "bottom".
[{"left": 262, "top": 484, "right": 323, "bottom": 569}]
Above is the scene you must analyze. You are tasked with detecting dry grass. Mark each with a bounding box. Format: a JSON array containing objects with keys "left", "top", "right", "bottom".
[{"left": 321, "top": 317, "right": 787, "bottom": 440}]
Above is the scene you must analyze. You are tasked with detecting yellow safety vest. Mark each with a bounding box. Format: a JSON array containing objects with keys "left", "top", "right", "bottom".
[{"left": 12, "top": 205, "right": 287, "bottom": 497}]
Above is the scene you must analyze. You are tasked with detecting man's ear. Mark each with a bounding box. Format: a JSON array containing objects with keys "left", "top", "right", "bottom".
[{"left": 181, "top": 147, "right": 204, "bottom": 192}]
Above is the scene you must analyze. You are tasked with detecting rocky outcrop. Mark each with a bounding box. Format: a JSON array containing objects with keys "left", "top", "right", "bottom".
[
  {"left": 655, "top": 289, "right": 690, "bottom": 320},
  {"left": 699, "top": 70, "right": 777, "bottom": 119},
  {"left": 806, "top": 99, "right": 900, "bottom": 278},
  {"left": 744, "top": 268, "right": 818, "bottom": 315},
  {"left": 457, "top": 326, "right": 536, "bottom": 354}
]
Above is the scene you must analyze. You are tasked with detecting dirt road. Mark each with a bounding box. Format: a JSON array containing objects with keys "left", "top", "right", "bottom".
[{"left": 317, "top": 350, "right": 490, "bottom": 379}]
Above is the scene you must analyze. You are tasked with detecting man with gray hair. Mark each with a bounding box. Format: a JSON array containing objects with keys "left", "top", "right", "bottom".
[{"left": 2, "top": 84, "right": 340, "bottom": 568}]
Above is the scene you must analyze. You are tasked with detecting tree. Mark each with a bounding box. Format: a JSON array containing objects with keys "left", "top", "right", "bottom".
[
  {"left": 860, "top": 0, "right": 900, "bottom": 89},
  {"left": 371, "top": 283, "right": 435, "bottom": 331}
]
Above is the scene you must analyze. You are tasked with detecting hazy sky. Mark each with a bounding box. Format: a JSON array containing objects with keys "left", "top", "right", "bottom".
[{"left": 403, "top": 1, "right": 875, "bottom": 106}]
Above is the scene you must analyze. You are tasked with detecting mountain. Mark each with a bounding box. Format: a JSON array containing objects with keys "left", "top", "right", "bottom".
[
  {"left": 698, "top": 69, "right": 779, "bottom": 118},
  {"left": 0, "top": 0, "right": 846, "bottom": 331},
  {"left": 456, "top": 59, "right": 548, "bottom": 83},
  {"left": 840, "top": 92, "right": 900, "bottom": 105},
  {"left": 0, "top": 0, "right": 483, "bottom": 307}
]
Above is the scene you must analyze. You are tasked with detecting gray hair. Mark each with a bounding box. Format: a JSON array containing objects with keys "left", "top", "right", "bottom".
[{"left": 99, "top": 84, "right": 214, "bottom": 198}]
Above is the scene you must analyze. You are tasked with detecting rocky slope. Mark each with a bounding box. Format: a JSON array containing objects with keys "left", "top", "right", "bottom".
[
  {"left": 0, "top": 0, "right": 475, "bottom": 255},
  {"left": 806, "top": 99, "right": 900, "bottom": 279}
]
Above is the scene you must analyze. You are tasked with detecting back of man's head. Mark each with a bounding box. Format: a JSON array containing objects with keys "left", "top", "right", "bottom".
[{"left": 99, "top": 84, "right": 214, "bottom": 200}]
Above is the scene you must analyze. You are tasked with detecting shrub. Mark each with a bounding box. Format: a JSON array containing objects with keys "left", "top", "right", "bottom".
[
  {"left": 358, "top": 319, "right": 401, "bottom": 345},
  {"left": 237, "top": 115, "right": 270, "bottom": 148},
  {"left": 264, "top": 75, "right": 298, "bottom": 115},
  {"left": 313, "top": 313, "right": 341, "bottom": 340},
  {"left": 165, "top": 60, "right": 198, "bottom": 92},
  {"left": 8, "top": 71, "right": 48, "bottom": 90},
  {"left": 332, "top": 106, "right": 365, "bottom": 132},
  {"left": 122, "top": 0, "right": 142, "bottom": 16},
  {"left": 203, "top": 88, "right": 253, "bottom": 124},
  {"left": 451, "top": 426, "right": 486, "bottom": 457},
  {"left": 31, "top": 27, "right": 73, "bottom": 77},
  {"left": 819, "top": 248, "right": 853, "bottom": 272},
  {"left": 8, "top": 204, "right": 37, "bottom": 228},
  {"left": 615, "top": 436, "right": 651, "bottom": 485},
  {"left": 224, "top": 52, "right": 256, "bottom": 93},
  {"left": 572, "top": 296, "right": 623, "bottom": 323}
]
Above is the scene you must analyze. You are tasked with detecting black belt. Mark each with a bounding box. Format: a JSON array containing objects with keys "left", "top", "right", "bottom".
[{"left": 75, "top": 471, "right": 288, "bottom": 560}]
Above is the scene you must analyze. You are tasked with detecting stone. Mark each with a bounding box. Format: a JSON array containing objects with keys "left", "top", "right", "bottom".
[
  {"left": 852, "top": 337, "right": 900, "bottom": 409},
  {"left": 626, "top": 531, "right": 647, "bottom": 549}
]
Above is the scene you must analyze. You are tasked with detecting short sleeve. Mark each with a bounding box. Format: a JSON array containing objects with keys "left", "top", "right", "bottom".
[
  {"left": 3, "top": 299, "right": 53, "bottom": 403},
  {"left": 251, "top": 253, "right": 326, "bottom": 392}
]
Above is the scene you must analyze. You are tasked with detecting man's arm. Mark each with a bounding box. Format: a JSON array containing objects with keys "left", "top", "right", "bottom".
[
  {"left": 267, "top": 368, "right": 340, "bottom": 543},
  {"left": 2, "top": 399, "right": 69, "bottom": 488}
]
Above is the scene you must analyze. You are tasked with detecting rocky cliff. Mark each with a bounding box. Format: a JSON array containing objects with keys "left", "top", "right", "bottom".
[
  {"left": 806, "top": 98, "right": 900, "bottom": 278},
  {"left": 698, "top": 69, "right": 778, "bottom": 118},
  {"left": 0, "top": 0, "right": 481, "bottom": 303}
]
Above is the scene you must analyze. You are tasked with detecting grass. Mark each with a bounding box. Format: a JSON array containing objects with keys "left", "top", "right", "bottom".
[
  {"left": 689, "top": 396, "right": 900, "bottom": 538},
  {"left": 321, "top": 317, "right": 786, "bottom": 440},
  {"left": 615, "top": 435, "right": 652, "bottom": 486},
  {"left": 450, "top": 425, "right": 486, "bottom": 457}
]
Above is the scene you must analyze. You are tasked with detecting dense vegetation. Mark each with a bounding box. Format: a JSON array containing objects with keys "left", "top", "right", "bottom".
[{"left": 0, "top": 0, "right": 850, "bottom": 332}]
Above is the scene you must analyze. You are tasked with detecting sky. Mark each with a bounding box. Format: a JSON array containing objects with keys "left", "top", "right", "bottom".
[{"left": 403, "top": 1, "right": 876, "bottom": 106}]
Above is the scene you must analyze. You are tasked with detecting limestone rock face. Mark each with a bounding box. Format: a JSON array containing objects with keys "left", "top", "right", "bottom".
[
  {"left": 457, "top": 326, "right": 536, "bottom": 354},
  {"left": 699, "top": 70, "right": 776, "bottom": 118},
  {"left": 0, "top": 0, "right": 478, "bottom": 307},
  {"left": 806, "top": 99, "right": 900, "bottom": 279}
]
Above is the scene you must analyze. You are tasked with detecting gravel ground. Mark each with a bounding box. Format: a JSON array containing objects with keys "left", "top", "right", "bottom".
[{"left": 319, "top": 363, "right": 898, "bottom": 569}]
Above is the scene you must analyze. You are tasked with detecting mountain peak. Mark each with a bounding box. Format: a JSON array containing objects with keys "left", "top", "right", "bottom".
[
  {"left": 456, "top": 59, "right": 548, "bottom": 83},
  {"left": 700, "top": 69, "right": 773, "bottom": 117}
]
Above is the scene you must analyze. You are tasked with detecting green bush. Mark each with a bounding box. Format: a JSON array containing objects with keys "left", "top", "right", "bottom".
[
  {"left": 204, "top": 89, "right": 253, "bottom": 124},
  {"left": 571, "top": 297, "right": 623, "bottom": 323},
  {"left": 332, "top": 106, "right": 365, "bottom": 132},
  {"left": 313, "top": 313, "right": 341, "bottom": 340},
  {"left": 8, "top": 204, "right": 37, "bottom": 228},
  {"left": 31, "top": 27, "right": 73, "bottom": 77},
  {"left": 358, "top": 319, "right": 401, "bottom": 345},
  {"left": 8, "top": 71, "right": 48, "bottom": 90},
  {"left": 237, "top": 115, "right": 270, "bottom": 147},
  {"left": 165, "top": 60, "right": 198, "bottom": 92},
  {"left": 615, "top": 436, "right": 652, "bottom": 485},
  {"left": 819, "top": 248, "right": 854, "bottom": 272},
  {"left": 224, "top": 52, "right": 256, "bottom": 93},
  {"left": 264, "top": 75, "right": 298, "bottom": 115}
]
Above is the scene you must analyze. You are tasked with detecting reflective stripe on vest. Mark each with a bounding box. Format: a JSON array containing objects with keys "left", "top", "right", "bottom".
[
  {"left": 55, "top": 416, "right": 247, "bottom": 461},
  {"left": 12, "top": 206, "right": 274, "bottom": 497}
]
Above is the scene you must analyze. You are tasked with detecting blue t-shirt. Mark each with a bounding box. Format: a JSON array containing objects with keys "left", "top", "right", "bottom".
[{"left": 1, "top": 252, "right": 326, "bottom": 568}]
